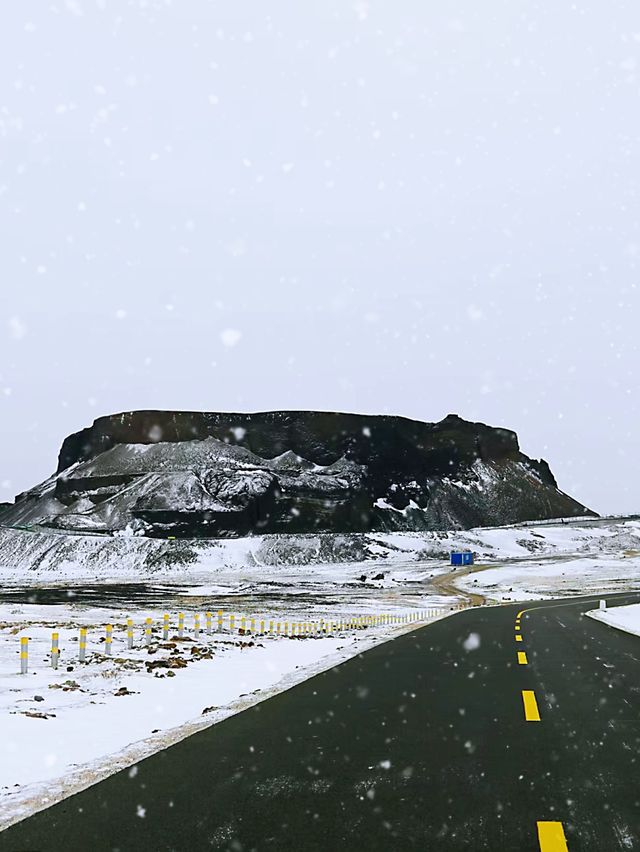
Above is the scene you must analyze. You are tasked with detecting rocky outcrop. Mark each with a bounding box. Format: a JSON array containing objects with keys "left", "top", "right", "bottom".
[{"left": 0, "top": 410, "right": 596, "bottom": 537}]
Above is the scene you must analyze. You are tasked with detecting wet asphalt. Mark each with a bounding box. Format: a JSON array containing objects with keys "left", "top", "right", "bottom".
[{"left": 2, "top": 591, "right": 640, "bottom": 852}]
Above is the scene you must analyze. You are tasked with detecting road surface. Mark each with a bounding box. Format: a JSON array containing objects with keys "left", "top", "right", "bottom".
[{"left": 3, "top": 591, "right": 640, "bottom": 851}]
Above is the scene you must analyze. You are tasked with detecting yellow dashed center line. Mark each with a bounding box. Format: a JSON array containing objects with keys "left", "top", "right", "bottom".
[
  {"left": 537, "top": 820, "right": 569, "bottom": 850},
  {"left": 515, "top": 625, "right": 521, "bottom": 631},
  {"left": 516, "top": 635, "right": 523, "bottom": 642},
  {"left": 517, "top": 651, "right": 528, "bottom": 665},
  {"left": 522, "top": 689, "right": 541, "bottom": 721},
  {"left": 516, "top": 610, "right": 525, "bottom": 618}
]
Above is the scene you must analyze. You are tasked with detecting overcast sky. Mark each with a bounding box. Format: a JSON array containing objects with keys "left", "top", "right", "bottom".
[{"left": 1, "top": 1, "right": 638, "bottom": 515}]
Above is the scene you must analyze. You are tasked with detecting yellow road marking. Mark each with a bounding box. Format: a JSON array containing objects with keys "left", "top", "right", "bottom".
[
  {"left": 537, "top": 820, "right": 568, "bottom": 851},
  {"left": 516, "top": 635, "right": 523, "bottom": 642},
  {"left": 517, "top": 610, "right": 525, "bottom": 618},
  {"left": 515, "top": 625, "right": 521, "bottom": 631},
  {"left": 522, "top": 690, "right": 541, "bottom": 721},
  {"left": 517, "top": 651, "right": 528, "bottom": 665}
]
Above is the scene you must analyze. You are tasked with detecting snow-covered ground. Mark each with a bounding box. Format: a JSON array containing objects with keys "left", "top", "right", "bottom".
[
  {"left": 1, "top": 516, "right": 639, "bottom": 585},
  {"left": 585, "top": 602, "right": 640, "bottom": 638},
  {"left": 0, "top": 597, "right": 458, "bottom": 831},
  {"left": 456, "top": 553, "right": 640, "bottom": 602}
]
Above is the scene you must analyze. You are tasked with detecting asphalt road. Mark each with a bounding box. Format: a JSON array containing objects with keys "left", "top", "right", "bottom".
[{"left": 3, "top": 591, "right": 640, "bottom": 852}]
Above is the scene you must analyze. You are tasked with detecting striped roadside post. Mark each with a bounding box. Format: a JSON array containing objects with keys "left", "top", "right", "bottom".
[
  {"left": 145, "top": 617, "right": 152, "bottom": 646},
  {"left": 206, "top": 612, "right": 212, "bottom": 636},
  {"left": 217, "top": 610, "right": 223, "bottom": 632},
  {"left": 178, "top": 613, "right": 184, "bottom": 638},
  {"left": 105, "top": 624, "right": 112, "bottom": 655},
  {"left": 194, "top": 614, "right": 200, "bottom": 640},
  {"left": 269, "top": 620, "right": 274, "bottom": 635},
  {"left": 283, "top": 621, "right": 289, "bottom": 637},
  {"left": 229, "top": 614, "right": 235, "bottom": 632},
  {"left": 51, "top": 632, "right": 60, "bottom": 670},
  {"left": 127, "top": 618, "right": 134, "bottom": 650},
  {"left": 260, "top": 619, "right": 265, "bottom": 634},
  {"left": 276, "top": 622, "right": 281, "bottom": 635},
  {"left": 20, "top": 637, "right": 28, "bottom": 674},
  {"left": 163, "top": 614, "right": 169, "bottom": 641},
  {"left": 250, "top": 618, "right": 255, "bottom": 634},
  {"left": 79, "top": 628, "right": 87, "bottom": 662}
]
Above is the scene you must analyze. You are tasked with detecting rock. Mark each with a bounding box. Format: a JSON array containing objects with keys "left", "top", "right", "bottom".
[
  {"left": 0, "top": 410, "right": 596, "bottom": 536},
  {"left": 145, "top": 657, "right": 188, "bottom": 672}
]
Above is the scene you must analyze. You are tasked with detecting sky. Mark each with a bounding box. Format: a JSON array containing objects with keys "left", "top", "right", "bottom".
[{"left": 0, "top": 1, "right": 639, "bottom": 515}]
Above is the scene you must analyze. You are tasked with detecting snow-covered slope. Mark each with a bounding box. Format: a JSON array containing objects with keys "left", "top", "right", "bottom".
[{"left": 0, "top": 517, "right": 635, "bottom": 585}]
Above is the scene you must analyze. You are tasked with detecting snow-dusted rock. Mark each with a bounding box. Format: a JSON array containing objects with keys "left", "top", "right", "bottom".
[{"left": 0, "top": 410, "right": 595, "bottom": 537}]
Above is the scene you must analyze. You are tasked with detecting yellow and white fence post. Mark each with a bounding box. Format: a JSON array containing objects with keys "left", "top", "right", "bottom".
[
  {"left": 20, "top": 636, "right": 28, "bottom": 674},
  {"left": 145, "top": 617, "right": 153, "bottom": 646},
  {"left": 51, "top": 632, "right": 60, "bottom": 670},
  {"left": 163, "top": 613, "right": 170, "bottom": 641},
  {"left": 206, "top": 612, "right": 212, "bottom": 636},
  {"left": 178, "top": 612, "right": 184, "bottom": 638},
  {"left": 79, "top": 628, "right": 87, "bottom": 662},
  {"left": 105, "top": 624, "right": 113, "bottom": 656},
  {"left": 127, "top": 618, "right": 134, "bottom": 650}
]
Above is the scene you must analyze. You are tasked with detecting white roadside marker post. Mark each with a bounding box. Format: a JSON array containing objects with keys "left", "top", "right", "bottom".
[
  {"left": 105, "top": 624, "right": 112, "bottom": 656},
  {"left": 20, "top": 637, "right": 28, "bottom": 674}
]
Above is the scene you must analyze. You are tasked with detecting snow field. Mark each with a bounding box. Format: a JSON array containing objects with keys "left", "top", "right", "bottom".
[{"left": 585, "top": 602, "right": 640, "bottom": 639}]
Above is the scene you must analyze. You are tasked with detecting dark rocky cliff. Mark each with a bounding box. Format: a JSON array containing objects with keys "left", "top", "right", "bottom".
[{"left": 1, "top": 410, "right": 595, "bottom": 536}]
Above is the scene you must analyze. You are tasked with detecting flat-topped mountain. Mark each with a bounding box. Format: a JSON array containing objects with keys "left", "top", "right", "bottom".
[{"left": 0, "top": 410, "right": 595, "bottom": 537}]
